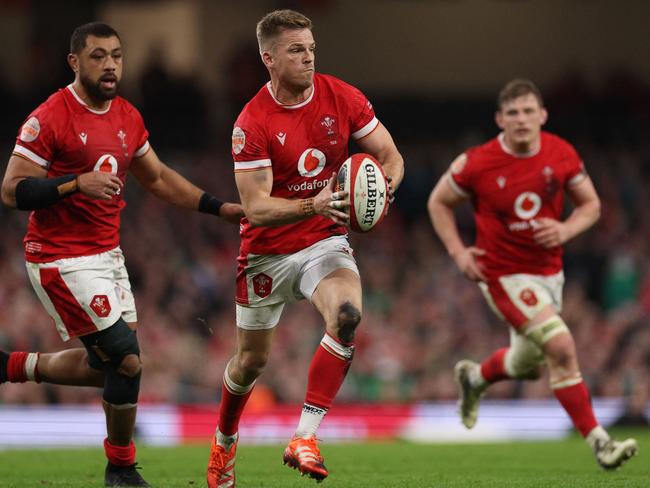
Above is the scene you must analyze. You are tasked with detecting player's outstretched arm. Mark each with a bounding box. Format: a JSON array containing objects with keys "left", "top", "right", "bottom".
[
  {"left": 428, "top": 170, "right": 486, "bottom": 282},
  {"left": 356, "top": 122, "right": 404, "bottom": 198},
  {"left": 129, "top": 146, "right": 244, "bottom": 224},
  {"left": 532, "top": 176, "right": 601, "bottom": 249},
  {"left": 1, "top": 154, "right": 123, "bottom": 209},
  {"left": 235, "top": 168, "right": 348, "bottom": 227}
]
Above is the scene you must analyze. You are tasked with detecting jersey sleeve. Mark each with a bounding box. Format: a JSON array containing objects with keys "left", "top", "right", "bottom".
[
  {"left": 232, "top": 113, "right": 271, "bottom": 172},
  {"left": 447, "top": 151, "right": 475, "bottom": 197},
  {"left": 563, "top": 143, "right": 587, "bottom": 187},
  {"left": 345, "top": 84, "right": 379, "bottom": 141},
  {"left": 132, "top": 107, "right": 151, "bottom": 158},
  {"left": 12, "top": 105, "right": 58, "bottom": 169}
]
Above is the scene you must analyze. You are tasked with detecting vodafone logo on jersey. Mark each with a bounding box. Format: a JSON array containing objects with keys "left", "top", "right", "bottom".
[
  {"left": 297, "top": 148, "right": 326, "bottom": 177},
  {"left": 94, "top": 154, "right": 118, "bottom": 174},
  {"left": 514, "top": 192, "right": 541, "bottom": 220}
]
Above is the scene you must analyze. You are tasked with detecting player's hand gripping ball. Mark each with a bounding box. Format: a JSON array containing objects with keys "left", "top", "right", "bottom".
[{"left": 337, "top": 153, "right": 390, "bottom": 232}]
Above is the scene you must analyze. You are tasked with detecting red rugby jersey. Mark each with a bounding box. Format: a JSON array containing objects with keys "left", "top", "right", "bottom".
[
  {"left": 449, "top": 131, "right": 587, "bottom": 279},
  {"left": 232, "top": 73, "right": 378, "bottom": 256},
  {"left": 13, "top": 85, "right": 149, "bottom": 263}
]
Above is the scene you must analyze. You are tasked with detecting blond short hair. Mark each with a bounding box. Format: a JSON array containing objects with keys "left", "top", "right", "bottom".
[
  {"left": 256, "top": 9, "right": 312, "bottom": 52},
  {"left": 497, "top": 79, "right": 544, "bottom": 110}
]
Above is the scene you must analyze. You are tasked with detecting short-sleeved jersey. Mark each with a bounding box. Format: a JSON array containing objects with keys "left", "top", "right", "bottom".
[
  {"left": 13, "top": 85, "right": 149, "bottom": 263},
  {"left": 449, "top": 132, "right": 587, "bottom": 280},
  {"left": 232, "top": 73, "right": 378, "bottom": 256}
]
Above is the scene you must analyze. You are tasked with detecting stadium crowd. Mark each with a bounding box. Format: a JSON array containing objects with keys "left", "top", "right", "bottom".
[{"left": 0, "top": 69, "right": 648, "bottom": 424}]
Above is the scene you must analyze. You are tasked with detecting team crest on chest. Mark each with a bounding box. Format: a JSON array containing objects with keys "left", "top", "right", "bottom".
[
  {"left": 320, "top": 115, "right": 337, "bottom": 137},
  {"left": 543, "top": 165, "right": 560, "bottom": 197},
  {"left": 117, "top": 129, "right": 128, "bottom": 156}
]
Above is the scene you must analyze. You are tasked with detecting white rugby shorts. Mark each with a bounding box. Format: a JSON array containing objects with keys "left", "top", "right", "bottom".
[
  {"left": 479, "top": 271, "right": 564, "bottom": 329},
  {"left": 235, "top": 235, "right": 359, "bottom": 330},
  {"left": 26, "top": 247, "right": 137, "bottom": 341}
]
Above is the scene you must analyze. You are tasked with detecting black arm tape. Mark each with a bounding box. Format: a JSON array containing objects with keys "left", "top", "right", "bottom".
[
  {"left": 198, "top": 192, "right": 224, "bottom": 216},
  {"left": 15, "top": 174, "right": 78, "bottom": 210}
]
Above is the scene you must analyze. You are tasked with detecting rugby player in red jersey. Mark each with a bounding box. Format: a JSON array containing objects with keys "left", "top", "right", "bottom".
[
  {"left": 428, "top": 79, "right": 638, "bottom": 470},
  {"left": 0, "top": 22, "right": 242, "bottom": 487},
  {"left": 206, "top": 10, "right": 404, "bottom": 487}
]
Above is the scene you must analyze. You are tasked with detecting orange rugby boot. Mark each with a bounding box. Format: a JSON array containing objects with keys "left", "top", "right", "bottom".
[
  {"left": 283, "top": 435, "right": 329, "bottom": 482},
  {"left": 207, "top": 435, "right": 237, "bottom": 488}
]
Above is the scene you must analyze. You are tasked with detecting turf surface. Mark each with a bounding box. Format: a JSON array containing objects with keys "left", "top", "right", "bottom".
[{"left": 0, "top": 429, "right": 646, "bottom": 487}]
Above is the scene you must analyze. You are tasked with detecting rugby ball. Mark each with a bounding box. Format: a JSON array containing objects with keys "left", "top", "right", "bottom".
[{"left": 337, "top": 153, "right": 389, "bottom": 232}]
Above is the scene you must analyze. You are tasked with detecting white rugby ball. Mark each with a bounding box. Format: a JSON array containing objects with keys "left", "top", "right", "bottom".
[{"left": 337, "top": 153, "right": 389, "bottom": 232}]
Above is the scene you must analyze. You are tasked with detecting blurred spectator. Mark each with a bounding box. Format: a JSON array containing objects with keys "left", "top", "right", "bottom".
[{"left": 1, "top": 75, "right": 650, "bottom": 413}]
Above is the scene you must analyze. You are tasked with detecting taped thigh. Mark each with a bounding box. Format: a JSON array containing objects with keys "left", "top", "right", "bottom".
[{"left": 523, "top": 315, "right": 570, "bottom": 349}]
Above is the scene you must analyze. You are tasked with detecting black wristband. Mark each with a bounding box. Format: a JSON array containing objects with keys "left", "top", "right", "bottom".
[
  {"left": 198, "top": 192, "right": 224, "bottom": 216},
  {"left": 15, "top": 174, "right": 78, "bottom": 210}
]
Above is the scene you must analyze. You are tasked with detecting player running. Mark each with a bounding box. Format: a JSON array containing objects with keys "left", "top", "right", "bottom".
[
  {"left": 206, "top": 9, "right": 404, "bottom": 487},
  {"left": 427, "top": 78, "right": 638, "bottom": 470},
  {"left": 0, "top": 22, "right": 242, "bottom": 487}
]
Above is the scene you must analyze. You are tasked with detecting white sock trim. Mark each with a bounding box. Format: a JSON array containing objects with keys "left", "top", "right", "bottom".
[
  {"left": 25, "top": 353, "right": 39, "bottom": 381},
  {"left": 321, "top": 333, "right": 354, "bottom": 360},
  {"left": 586, "top": 425, "right": 609, "bottom": 448},
  {"left": 550, "top": 374, "right": 583, "bottom": 390},
  {"left": 223, "top": 360, "right": 255, "bottom": 395}
]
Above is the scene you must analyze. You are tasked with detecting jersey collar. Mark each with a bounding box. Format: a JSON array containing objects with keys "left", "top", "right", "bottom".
[
  {"left": 498, "top": 132, "right": 541, "bottom": 158},
  {"left": 66, "top": 84, "right": 112, "bottom": 115},
  {"left": 265, "top": 81, "right": 315, "bottom": 109}
]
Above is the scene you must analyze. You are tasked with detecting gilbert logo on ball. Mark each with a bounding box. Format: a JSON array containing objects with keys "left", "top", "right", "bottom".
[{"left": 337, "top": 153, "right": 389, "bottom": 232}]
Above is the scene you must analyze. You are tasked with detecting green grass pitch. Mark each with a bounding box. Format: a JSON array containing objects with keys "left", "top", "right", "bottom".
[{"left": 0, "top": 429, "right": 646, "bottom": 487}]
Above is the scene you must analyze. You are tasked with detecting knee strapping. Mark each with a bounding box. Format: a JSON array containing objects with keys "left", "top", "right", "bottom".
[
  {"left": 524, "top": 315, "right": 570, "bottom": 348},
  {"left": 103, "top": 365, "right": 141, "bottom": 405},
  {"left": 80, "top": 318, "right": 142, "bottom": 405},
  {"left": 81, "top": 318, "right": 141, "bottom": 369},
  {"left": 337, "top": 302, "right": 361, "bottom": 343}
]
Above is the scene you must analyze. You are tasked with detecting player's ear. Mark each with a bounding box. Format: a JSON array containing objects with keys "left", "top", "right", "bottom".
[
  {"left": 495, "top": 110, "right": 504, "bottom": 130},
  {"left": 540, "top": 107, "right": 548, "bottom": 126},
  {"left": 67, "top": 53, "right": 79, "bottom": 74},
  {"left": 261, "top": 49, "right": 273, "bottom": 69}
]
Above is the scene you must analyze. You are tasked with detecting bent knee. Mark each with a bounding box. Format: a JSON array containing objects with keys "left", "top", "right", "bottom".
[
  {"left": 336, "top": 302, "right": 361, "bottom": 343},
  {"left": 117, "top": 353, "right": 142, "bottom": 377},
  {"left": 236, "top": 352, "right": 268, "bottom": 377}
]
